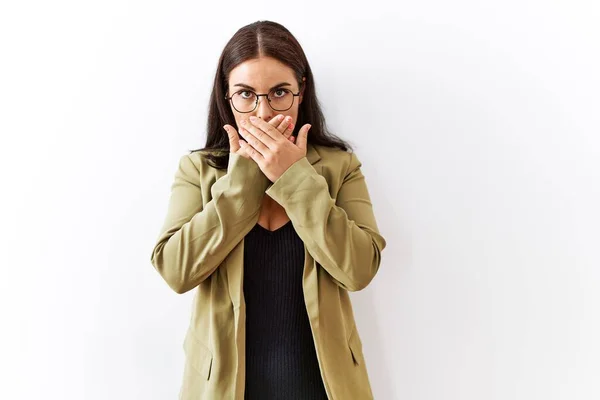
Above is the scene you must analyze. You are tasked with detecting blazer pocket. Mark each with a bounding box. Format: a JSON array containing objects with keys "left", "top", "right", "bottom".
[
  {"left": 183, "top": 330, "right": 213, "bottom": 380},
  {"left": 348, "top": 326, "right": 364, "bottom": 366}
]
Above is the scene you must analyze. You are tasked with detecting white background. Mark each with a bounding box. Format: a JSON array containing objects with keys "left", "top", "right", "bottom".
[{"left": 1, "top": 1, "right": 599, "bottom": 399}]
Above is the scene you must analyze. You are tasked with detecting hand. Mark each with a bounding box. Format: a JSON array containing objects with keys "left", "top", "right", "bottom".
[
  {"left": 224, "top": 114, "right": 296, "bottom": 159},
  {"left": 237, "top": 116, "right": 311, "bottom": 182}
]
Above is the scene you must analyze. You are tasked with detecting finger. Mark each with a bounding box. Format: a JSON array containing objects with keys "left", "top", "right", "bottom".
[
  {"left": 289, "top": 136, "right": 296, "bottom": 143},
  {"left": 239, "top": 126, "right": 269, "bottom": 156},
  {"left": 296, "top": 124, "right": 311, "bottom": 151},
  {"left": 237, "top": 139, "right": 252, "bottom": 159},
  {"left": 239, "top": 119, "right": 276, "bottom": 149},
  {"left": 240, "top": 140, "right": 264, "bottom": 164},
  {"left": 275, "top": 115, "right": 293, "bottom": 136},
  {"left": 282, "top": 119, "right": 295, "bottom": 139},
  {"left": 245, "top": 117, "right": 281, "bottom": 145},
  {"left": 269, "top": 114, "right": 286, "bottom": 131},
  {"left": 224, "top": 125, "right": 240, "bottom": 153}
]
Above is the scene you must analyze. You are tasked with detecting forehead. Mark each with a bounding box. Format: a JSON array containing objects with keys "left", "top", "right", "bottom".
[{"left": 228, "top": 56, "right": 296, "bottom": 88}]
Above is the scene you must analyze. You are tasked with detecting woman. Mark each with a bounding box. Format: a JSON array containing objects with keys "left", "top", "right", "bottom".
[{"left": 150, "top": 20, "right": 387, "bottom": 400}]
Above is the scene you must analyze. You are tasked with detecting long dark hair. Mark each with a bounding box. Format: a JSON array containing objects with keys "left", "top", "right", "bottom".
[{"left": 190, "top": 20, "right": 353, "bottom": 170}]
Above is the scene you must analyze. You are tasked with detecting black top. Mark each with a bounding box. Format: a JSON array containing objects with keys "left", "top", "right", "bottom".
[{"left": 243, "top": 220, "right": 328, "bottom": 400}]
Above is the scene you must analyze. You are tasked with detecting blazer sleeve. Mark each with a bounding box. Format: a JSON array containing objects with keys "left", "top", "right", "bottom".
[
  {"left": 265, "top": 151, "right": 387, "bottom": 292},
  {"left": 150, "top": 152, "right": 270, "bottom": 294}
]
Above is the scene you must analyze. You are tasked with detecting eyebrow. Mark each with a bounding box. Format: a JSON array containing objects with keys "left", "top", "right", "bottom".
[{"left": 232, "top": 82, "right": 292, "bottom": 91}]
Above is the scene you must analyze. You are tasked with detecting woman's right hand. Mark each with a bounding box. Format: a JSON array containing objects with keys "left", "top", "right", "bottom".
[{"left": 224, "top": 114, "right": 296, "bottom": 159}]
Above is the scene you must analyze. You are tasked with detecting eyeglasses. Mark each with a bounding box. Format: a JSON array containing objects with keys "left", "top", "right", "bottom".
[{"left": 225, "top": 88, "right": 301, "bottom": 113}]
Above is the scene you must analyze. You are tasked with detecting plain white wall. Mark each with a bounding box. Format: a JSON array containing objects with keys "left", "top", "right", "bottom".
[{"left": 1, "top": 1, "right": 598, "bottom": 399}]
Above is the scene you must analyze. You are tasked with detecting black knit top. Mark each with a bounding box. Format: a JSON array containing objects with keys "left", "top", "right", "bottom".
[{"left": 243, "top": 220, "right": 328, "bottom": 400}]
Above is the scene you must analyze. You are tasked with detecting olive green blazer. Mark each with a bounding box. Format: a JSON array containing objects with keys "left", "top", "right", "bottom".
[{"left": 150, "top": 142, "right": 387, "bottom": 399}]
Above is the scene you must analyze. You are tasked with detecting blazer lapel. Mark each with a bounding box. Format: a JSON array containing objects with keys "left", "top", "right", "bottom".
[
  {"left": 225, "top": 143, "right": 322, "bottom": 310},
  {"left": 305, "top": 142, "right": 322, "bottom": 166},
  {"left": 221, "top": 143, "right": 324, "bottom": 398}
]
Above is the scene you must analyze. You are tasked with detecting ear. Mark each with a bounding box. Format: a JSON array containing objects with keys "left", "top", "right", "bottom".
[{"left": 299, "top": 77, "right": 306, "bottom": 105}]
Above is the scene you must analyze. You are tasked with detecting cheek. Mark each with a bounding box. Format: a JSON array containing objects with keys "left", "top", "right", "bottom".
[{"left": 234, "top": 114, "right": 242, "bottom": 126}]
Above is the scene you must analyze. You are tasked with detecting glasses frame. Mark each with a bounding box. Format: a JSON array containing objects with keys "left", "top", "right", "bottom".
[{"left": 225, "top": 88, "right": 302, "bottom": 113}]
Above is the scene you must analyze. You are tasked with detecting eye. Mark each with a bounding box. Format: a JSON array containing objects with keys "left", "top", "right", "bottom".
[
  {"left": 239, "top": 90, "right": 255, "bottom": 99},
  {"left": 272, "top": 89, "right": 290, "bottom": 98}
]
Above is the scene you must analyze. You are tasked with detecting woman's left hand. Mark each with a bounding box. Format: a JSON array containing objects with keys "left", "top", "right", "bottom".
[{"left": 238, "top": 116, "right": 312, "bottom": 182}]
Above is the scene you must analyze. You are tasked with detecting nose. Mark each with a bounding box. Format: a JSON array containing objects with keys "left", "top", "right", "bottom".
[{"left": 254, "top": 95, "right": 273, "bottom": 122}]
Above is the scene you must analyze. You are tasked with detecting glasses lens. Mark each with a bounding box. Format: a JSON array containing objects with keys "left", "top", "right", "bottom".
[
  {"left": 231, "top": 91, "right": 257, "bottom": 113},
  {"left": 268, "top": 88, "right": 294, "bottom": 111}
]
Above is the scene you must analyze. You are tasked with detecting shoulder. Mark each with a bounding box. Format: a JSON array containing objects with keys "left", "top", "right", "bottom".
[
  {"left": 175, "top": 149, "right": 225, "bottom": 181},
  {"left": 186, "top": 149, "right": 217, "bottom": 167},
  {"left": 313, "top": 144, "right": 362, "bottom": 174}
]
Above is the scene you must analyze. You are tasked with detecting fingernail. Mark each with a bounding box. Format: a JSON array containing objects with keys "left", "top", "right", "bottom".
[{"left": 249, "top": 116, "right": 257, "bottom": 121}]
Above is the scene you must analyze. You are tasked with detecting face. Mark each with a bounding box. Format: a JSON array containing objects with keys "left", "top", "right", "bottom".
[{"left": 226, "top": 56, "right": 305, "bottom": 131}]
